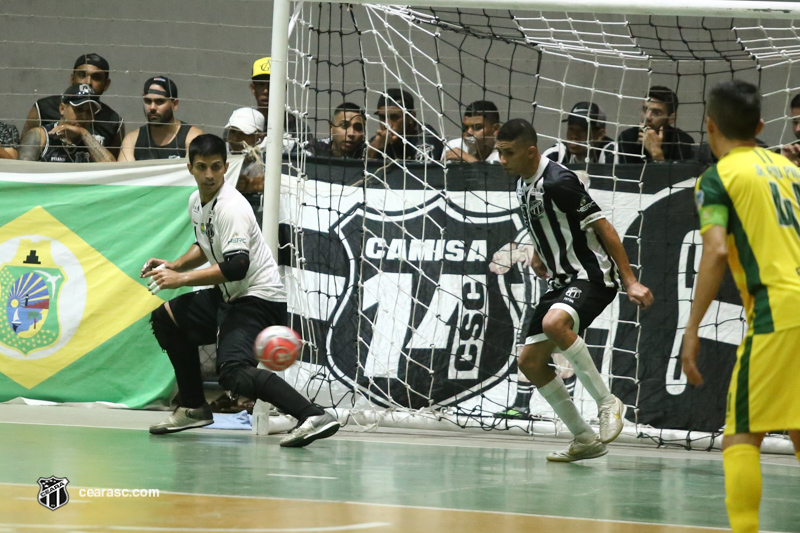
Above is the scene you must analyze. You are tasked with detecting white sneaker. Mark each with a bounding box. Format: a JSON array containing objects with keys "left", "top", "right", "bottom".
[
  {"left": 598, "top": 395, "right": 626, "bottom": 444},
  {"left": 149, "top": 404, "right": 214, "bottom": 435},
  {"left": 546, "top": 435, "right": 607, "bottom": 462},
  {"left": 280, "top": 412, "right": 340, "bottom": 448}
]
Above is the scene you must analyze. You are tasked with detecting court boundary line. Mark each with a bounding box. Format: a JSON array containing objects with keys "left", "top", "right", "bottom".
[
  {"left": 0, "top": 524, "right": 391, "bottom": 532},
  {"left": 2, "top": 482, "right": 786, "bottom": 532},
  {"left": 3, "top": 419, "right": 797, "bottom": 468}
]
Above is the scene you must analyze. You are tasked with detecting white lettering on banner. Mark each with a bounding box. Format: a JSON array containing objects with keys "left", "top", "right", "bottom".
[
  {"left": 361, "top": 272, "right": 413, "bottom": 378},
  {"left": 666, "top": 230, "right": 746, "bottom": 395},
  {"left": 363, "top": 237, "right": 483, "bottom": 262},
  {"left": 360, "top": 273, "right": 490, "bottom": 381},
  {"left": 449, "top": 277, "right": 488, "bottom": 380},
  {"left": 406, "top": 274, "right": 463, "bottom": 351}
]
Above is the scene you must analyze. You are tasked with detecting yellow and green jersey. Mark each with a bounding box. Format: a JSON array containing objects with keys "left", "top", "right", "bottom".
[{"left": 695, "top": 146, "right": 800, "bottom": 334}]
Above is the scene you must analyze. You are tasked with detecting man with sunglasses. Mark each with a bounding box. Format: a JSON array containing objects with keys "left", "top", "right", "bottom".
[
  {"left": 21, "top": 53, "right": 124, "bottom": 159},
  {"left": 118, "top": 76, "right": 203, "bottom": 161}
]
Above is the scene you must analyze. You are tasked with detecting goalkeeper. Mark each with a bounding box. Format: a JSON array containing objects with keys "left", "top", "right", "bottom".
[
  {"left": 141, "top": 134, "right": 339, "bottom": 448},
  {"left": 496, "top": 119, "right": 653, "bottom": 462}
]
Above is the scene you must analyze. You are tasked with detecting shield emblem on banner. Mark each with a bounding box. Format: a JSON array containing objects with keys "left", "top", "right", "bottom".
[
  {"left": 326, "top": 196, "right": 532, "bottom": 408},
  {"left": 0, "top": 239, "right": 65, "bottom": 356},
  {"left": 37, "top": 476, "right": 70, "bottom": 511}
]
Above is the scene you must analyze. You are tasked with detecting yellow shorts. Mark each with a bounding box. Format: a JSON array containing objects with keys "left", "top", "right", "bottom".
[{"left": 725, "top": 326, "right": 800, "bottom": 435}]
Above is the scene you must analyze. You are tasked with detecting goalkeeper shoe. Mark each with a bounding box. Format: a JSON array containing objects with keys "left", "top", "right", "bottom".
[
  {"left": 598, "top": 395, "right": 627, "bottom": 444},
  {"left": 149, "top": 404, "right": 214, "bottom": 435},
  {"left": 546, "top": 436, "right": 608, "bottom": 462},
  {"left": 280, "top": 412, "right": 340, "bottom": 448},
  {"left": 494, "top": 406, "right": 531, "bottom": 420}
]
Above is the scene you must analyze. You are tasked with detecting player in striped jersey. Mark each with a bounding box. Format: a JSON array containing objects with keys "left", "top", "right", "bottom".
[
  {"left": 681, "top": 79, "right": 800, "bottom": 533},
  {"left": 496, "top": 118, "right": 653, "bottom": 462}
]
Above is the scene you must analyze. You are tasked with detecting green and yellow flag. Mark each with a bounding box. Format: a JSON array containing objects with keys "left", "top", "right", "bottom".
[{"left": 0, "top": 160, "right": 222, "bottom": 408}]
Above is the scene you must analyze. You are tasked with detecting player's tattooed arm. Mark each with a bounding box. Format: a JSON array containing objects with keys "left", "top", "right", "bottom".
[
  {"left": 17, "top": 127, "right": 45, "bottom": 161},
  {"left": 80, "top": 129, "right": 115, "bottom": 162}
]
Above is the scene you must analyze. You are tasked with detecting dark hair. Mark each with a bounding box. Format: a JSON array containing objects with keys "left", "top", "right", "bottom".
[
  {"left": 791, "top": 93, "right": 800, "bottom": 110},
  {"left": 464, "top": 100, "right": 500, "bottom": 124},
  {"left": 649, "top": 86, "right": 679, "bottom": 116},
  {"left": 496, "top": 118, "right": 538, "bottom": 146},
  {"left": 332, "top": 102, "right": 365, "bottom": 122},
  {"left": 188, "top": 134, "right": 228, "bottom": 165},
  {"left": 707, "top": 79, "right": 761, "bottom": 141},
  {"left": 377, "top": 88, "right": 415, "bottom": 111}
]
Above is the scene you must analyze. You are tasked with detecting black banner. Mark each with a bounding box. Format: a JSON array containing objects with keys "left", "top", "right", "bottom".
[{"left": 284, "top": 158, "right": 741, "bottom": 432}]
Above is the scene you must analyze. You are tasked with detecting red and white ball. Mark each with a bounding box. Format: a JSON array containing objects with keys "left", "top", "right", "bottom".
[{"left": 254, "top": 326, "right": 302, "bottom": 371}]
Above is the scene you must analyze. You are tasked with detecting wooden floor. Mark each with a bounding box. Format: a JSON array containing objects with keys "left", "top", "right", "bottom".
[{"left": 1, "top": 405, "right": 798, "bottom": 533}]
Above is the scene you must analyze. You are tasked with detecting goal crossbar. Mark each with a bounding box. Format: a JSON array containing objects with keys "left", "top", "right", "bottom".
[{"left": 324, "top": 1, "right": 800, "bottom": 19}]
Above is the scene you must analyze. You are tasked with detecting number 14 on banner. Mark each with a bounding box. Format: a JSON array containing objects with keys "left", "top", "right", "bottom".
[{"left": 360, "top": 273, "right": 487, "bottom": 380}]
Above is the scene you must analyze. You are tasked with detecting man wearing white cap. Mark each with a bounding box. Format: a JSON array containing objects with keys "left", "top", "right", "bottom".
[
  {"left": 18, "top": 84, "right": 116, "bottom": 163},
  {"left": 225, "top": 107, "right": 266, "bottom": 224},
  {"left": 225, "top": 107, "right": 265, "bottom": 155}
]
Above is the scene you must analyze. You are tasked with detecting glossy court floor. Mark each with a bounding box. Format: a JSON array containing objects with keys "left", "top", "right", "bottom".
[{"left": 0, "top": 404, "right": 798, "bottom": 533}]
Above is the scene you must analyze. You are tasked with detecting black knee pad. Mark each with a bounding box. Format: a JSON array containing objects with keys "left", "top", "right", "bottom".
[
  {"left": 150, "top": 305, "right": 183, "bottom": 352},
  {"left": 218, "top": 362, "right": 273, "bottom": 399}
]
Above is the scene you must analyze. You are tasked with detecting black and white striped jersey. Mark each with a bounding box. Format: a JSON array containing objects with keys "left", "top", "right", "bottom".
[{"left": 516, "top": 156, "right": 620, "bottom": 289}]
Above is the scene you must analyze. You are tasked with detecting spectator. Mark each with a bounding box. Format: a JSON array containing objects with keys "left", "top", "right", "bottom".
[
  {"left": 543, "top": 102, "right": 617, "bottom": 165},
  {"left": 250, "top": 56, "right": 274, "bottom": 126},
  {"left": 312, "top": 102, "right": 366, "bottom": 158},
  {"left": 0, "top": 121, "right": 20, "bottom": 159},
  {"left": 444, "top": 100, "right": 501, "bottom": 163},
  {"left": 617, "top": 86, "right": 694, "bottom": 163},
  {"left": 118, "top": 77, "right": 203, "bottom": 161},
  {"left": 21, "top": 53, "right": 124, "bottom": 159},
  {"left": 225, "top": 107, "right": 265, "bottom": 155},
  {"left": 18, "top": 84, "right": 115, "bottom": 162},
  {"left": 250, "top": 56, "right": 307, "bottom": 153},
  {"left": 224, "top": 107, "right": 266, "bottom": 225},
  {"left": 780, "top": 92, "right": 800, "bottom": 166},
  {"left": 367, "top": 88, "right": 444, "bottom": 162}
]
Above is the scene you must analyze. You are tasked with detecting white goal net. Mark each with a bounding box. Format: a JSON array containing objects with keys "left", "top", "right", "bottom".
[{"left": 273, "top": 1, "right": 800, "bottom": 450}]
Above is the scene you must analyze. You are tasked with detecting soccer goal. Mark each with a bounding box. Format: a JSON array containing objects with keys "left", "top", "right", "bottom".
[{"left": 260, "top": 0, "right": 800, "bottom": 452}]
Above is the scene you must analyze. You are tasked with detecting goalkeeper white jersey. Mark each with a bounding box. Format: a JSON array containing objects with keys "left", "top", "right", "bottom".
[{"left": 189, "top": 182, "right": 286, "bottom": 303}]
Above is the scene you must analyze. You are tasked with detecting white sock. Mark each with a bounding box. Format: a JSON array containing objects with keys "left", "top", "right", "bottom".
[
  {"left": 562, "top": 337, "right": 614, "bottom": 406},
  {"left": 538, "top": 375, "right": 595, "bottom": 443}
]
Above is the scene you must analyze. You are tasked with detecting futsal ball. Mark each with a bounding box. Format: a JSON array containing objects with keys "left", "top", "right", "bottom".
[{"left": 254, "top": 326, "right": 302, "bottom": 371}]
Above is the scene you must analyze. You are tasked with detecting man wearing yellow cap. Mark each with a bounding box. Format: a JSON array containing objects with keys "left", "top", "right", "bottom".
[
  {"left": 250, "top": 57, "right": 273, "bottom": 124},
  {"left": 249, "top": 57, "right": 305, "bottom": 153}
]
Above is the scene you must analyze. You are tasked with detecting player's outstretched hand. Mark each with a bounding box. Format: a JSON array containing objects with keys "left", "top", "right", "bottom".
[
  {"left": 680, "top": 329, "right": 704, "bottom": 387},
  {"left": 626, "top": 281, "right": 654, "bottom": 310},
  {"left": 141, "top": 258, "right": 168, "bottom": 278},
  {"left": 489, "top": 243, "right": 514, "bottom": 275}
]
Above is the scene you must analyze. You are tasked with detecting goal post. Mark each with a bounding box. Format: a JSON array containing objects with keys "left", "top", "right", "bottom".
[{"left": 260, "top": 0, "right": 799, "bottom": 453}]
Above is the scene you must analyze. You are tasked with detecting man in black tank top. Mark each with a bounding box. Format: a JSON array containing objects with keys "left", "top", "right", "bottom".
[
  {"left": 21, "top": 53, "right": 124, "bottom": 159},
  {"left": 18, "top": 84, "right": 116, "bottom": 163},
  {"left": 118, "top": 76, "right": 203, "bottom": 161}
]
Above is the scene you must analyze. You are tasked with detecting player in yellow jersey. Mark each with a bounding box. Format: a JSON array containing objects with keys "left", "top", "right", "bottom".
[{"left": 681, "top": 79, "right": 800, "bottom": 533}]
